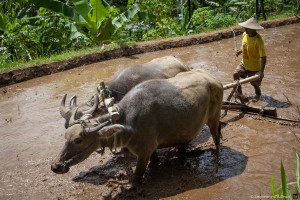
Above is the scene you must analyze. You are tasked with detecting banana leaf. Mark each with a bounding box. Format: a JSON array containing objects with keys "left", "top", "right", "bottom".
[
  {"left": 0, "top": 7, "right": 9, "bottom": 31},
  {"left": 30, "top": 0, "right": 78, "bottom": 20},
  {"left": 112, "top": 4, "right": 140, "bottom": 29},
  {"left": 89, "top": 0, "right": 108, "bottom": 23}
]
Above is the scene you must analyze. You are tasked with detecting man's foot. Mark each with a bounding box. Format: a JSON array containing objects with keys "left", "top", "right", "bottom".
[
  {"left": 237, "top": 94, "right": 248, "bottom": 104},
  {"left": 252, "top": 95, "right": 261, "bottom": 103}
]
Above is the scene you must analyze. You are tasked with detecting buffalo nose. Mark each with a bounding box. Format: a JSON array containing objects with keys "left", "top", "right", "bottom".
[
  {"left": 51, "top": 162, "right": 70, "bottom": 174},
  {"left": 51, "top": 163, "right": 59, "bottom": 172}
]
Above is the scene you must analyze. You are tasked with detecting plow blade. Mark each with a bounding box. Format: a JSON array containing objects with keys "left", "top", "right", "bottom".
[{"left": 222, "top": 101, "right": 277, "bottom": 116}]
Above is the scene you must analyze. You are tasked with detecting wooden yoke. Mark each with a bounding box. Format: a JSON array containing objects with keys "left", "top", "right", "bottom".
[
  {"left": 104, "top": 98, "right": 120, "bottom": 122},
  {"left": 97, "top": 81, "right": 120, "bottom": 123}
]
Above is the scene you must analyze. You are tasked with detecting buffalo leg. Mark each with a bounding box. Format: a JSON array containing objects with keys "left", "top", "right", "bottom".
[
  {"left": 177, "top": 144, "right": 187, "bottom": 162},
  {"left": 207, "top": 119, "right": 221, "bottom": 173},
  {"left": 207, "top": 120, "right": 221, "bottom": 152},
  {"left": 134, "top": 156, "right": 150, "bottom": 183},
  {"left": 150, "top": 151, "right": 159, "bottom": 163}
]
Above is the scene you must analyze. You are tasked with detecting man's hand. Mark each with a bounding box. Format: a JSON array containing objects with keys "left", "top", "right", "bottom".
[
  {"left": 257, "top": 71, "right": 264, "bottom": 79},
  {"left": 235, "top": 49, "right": 242, "bottom": 57}
]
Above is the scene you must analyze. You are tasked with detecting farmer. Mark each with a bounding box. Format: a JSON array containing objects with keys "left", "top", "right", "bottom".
[{"left": 233, "top": 17, "right": 267, "bottom": 102}]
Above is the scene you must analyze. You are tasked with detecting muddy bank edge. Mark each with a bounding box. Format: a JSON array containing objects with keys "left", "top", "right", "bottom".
[{"left": 0, "top": 16, "right": 299, "bottom": 88}]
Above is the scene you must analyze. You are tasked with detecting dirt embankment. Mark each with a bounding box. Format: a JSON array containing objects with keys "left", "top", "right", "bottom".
[{"left": 0, "top": 17, "right": 299, "bottom": 88}]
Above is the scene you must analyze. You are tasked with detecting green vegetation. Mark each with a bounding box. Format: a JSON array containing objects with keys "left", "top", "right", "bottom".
[
  {"left": 0, "top": 40, "right": 135, "bottom": 73},
  {"left": 270, "top": 130, "right": 300, "bottom": 200},
  {"left": 270, "top": 152, "right": 300, "bottom": 200},
  {"left": 0, "top": 0, "right": 299, "bottom": 72}
]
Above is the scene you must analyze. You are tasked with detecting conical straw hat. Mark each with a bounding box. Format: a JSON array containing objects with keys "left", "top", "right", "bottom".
[{"left": 238, "top": 17, "right": 264, "bottom": 30}]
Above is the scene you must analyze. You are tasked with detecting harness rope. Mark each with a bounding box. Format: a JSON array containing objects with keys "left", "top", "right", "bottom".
[
  {"left": 68, "top": 119, "right": 91, "bottom": 135},
  {"left": 109, "top": 88, "right": 126, "bottom": 96}
]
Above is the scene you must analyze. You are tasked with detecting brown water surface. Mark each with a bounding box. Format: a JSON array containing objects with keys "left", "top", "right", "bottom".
[{"left": 0, "top": 24, "right": 299, "bottom": 200}]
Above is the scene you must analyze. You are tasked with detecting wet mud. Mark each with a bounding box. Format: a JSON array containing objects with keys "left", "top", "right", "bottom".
[{"left": 0, "top": 20, "right": 300, "bottom": 199}]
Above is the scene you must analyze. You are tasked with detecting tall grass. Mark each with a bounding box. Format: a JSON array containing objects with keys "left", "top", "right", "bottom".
[{"left": 270, "top": 151, "right": 300, "bottom": 199}]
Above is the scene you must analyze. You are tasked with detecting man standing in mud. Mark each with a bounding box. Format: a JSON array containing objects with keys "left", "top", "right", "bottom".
[{"left": 233, "top": 17, "right": 267, "bottom": 102}]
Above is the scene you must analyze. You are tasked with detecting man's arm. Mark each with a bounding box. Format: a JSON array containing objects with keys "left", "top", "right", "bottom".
[{"left": 258, "top": 56, "right": 267, "bottom": 79}]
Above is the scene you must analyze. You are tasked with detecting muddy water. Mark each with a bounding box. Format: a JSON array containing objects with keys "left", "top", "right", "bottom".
[{"left": 0, "top": 23, "right": 299, "bottom": 200}]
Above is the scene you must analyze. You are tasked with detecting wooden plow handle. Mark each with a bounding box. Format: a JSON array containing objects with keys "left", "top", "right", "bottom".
[{"left": 223, "top": 75, "right": 260, "bottom": 90}]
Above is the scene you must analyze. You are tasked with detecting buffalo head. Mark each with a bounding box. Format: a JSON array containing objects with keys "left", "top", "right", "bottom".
[{"left": 51, "top": 108, "right": 110, "bottom": 174}]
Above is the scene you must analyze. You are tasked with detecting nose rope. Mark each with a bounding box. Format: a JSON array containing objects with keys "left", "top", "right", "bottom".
[{"left": 63, "top": 152, "right": 80, "bottom": 166}]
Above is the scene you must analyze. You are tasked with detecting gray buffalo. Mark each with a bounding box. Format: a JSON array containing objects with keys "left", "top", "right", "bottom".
[
  {"left": 51, "top": 70, "right": 223, "bottom": 182},
  {"left": 59, "top": 56, "right": 189, "bottom": 128},
  {"left": 107, "top": 55, "right": 189, "bottom": 100}
]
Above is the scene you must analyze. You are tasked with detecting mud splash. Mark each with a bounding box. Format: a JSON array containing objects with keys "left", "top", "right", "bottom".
[{"left": 0, "top": 23, "right": 300, "bottom": 199}]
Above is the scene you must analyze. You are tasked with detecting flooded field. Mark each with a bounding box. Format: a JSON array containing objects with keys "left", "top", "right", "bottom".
[{"left": 0, "top": 23, "right": 299, "bottom": 200}]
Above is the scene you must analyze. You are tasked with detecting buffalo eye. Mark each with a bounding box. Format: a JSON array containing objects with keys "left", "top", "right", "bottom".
[{"left": 74, "top": 138, "right": 83, "bottom": 145}]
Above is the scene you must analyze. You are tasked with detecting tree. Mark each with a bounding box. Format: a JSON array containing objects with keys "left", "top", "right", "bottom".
[
  {"left": 206, "top": 0, "right": 246, "bottom": 15},
  {"left": 256, "top": 0, "right": 266, "bottom": 20}
]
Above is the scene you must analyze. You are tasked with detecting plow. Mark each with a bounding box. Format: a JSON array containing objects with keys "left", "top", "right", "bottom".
[
  {"left": 95, "top": 73, "right": 300, "bottom": 126},
  {"left": 98, "top": 74, "right": 297, "bottom": 123},
  {"left": 221, "top": 74, "right": 277, "bottom": 118},
  {"left": 221, "top": 75, "right": 300, "bottom": 125}
]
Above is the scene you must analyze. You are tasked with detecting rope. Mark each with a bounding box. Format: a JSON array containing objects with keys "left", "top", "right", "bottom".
[
  {"left": 235, "top": 79, "right": 242, "bottom": 87},
  {"left": 109, "top": 88, "right": 126, "bottom": 96},
  {"left": 68, "top": 119, "right": 89, "bottom": 129},
  {"left": 99, "top": 87, "right": 112, "bottom": 99},
  {"left": 230, "top": 28, "right": 237, "bottom": 51}
]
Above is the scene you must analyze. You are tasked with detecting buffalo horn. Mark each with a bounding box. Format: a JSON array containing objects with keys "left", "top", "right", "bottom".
[
  {"left": 69, "top": 95, "right": 77, "bottom": 109},
  {"left": 84, "top": 121, "right": 110, "bottom": 134},
  {"left": 69, "top": 107, "right": 79, "bottom": 126},
  {"left": 59, "top": 94, "right": 68, "bottom": 118},
  {"left": 82, "top": 94, "right": 99, "bottom": 115}
]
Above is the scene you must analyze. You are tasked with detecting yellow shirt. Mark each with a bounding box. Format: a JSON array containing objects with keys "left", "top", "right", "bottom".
[{"left": 242, "top": 32, "right": 266, "bottom": 71}]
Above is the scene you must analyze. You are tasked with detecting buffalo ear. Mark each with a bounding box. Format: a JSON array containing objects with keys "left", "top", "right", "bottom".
[{"left": 97, "top": 124, "right": 125, "bottom": 138}]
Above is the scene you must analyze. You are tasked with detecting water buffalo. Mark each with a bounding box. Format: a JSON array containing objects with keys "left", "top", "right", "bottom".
[
  {"left": 59, "top": 56, "right": 189, "bottom": 128},
  {"left": 107, "top": 55, "right": 189, "bottom": 100},
  {"left": 51, "top": 70, "right": 223, "bottom": 182}
]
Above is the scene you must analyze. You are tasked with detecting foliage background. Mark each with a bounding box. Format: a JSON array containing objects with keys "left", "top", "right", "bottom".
[{"left": 0, "top": 0, "right": 299, "bottom": 69}]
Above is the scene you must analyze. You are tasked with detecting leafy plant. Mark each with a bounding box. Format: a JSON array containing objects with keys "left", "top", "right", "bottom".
[
  {"left": 205, "top": 0, "right": 246, "bottom": 15},
  {"left": 0, "top": 7, "right": 87, "bottom": 62},
  {"left": 30, "top": 0, "right": 141, "bottom": 43},
  {"left": 269, "top": 129, "right": 300, "bottom": 200},
  {"left": 190, "top": 7, "right": 238, "bottom": 32},
  {"left": 271, "top": 152, "right": 300, "bottom": 200},
  {"left": 1, "top": 0, "right": 297, "bottom": 69}
]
